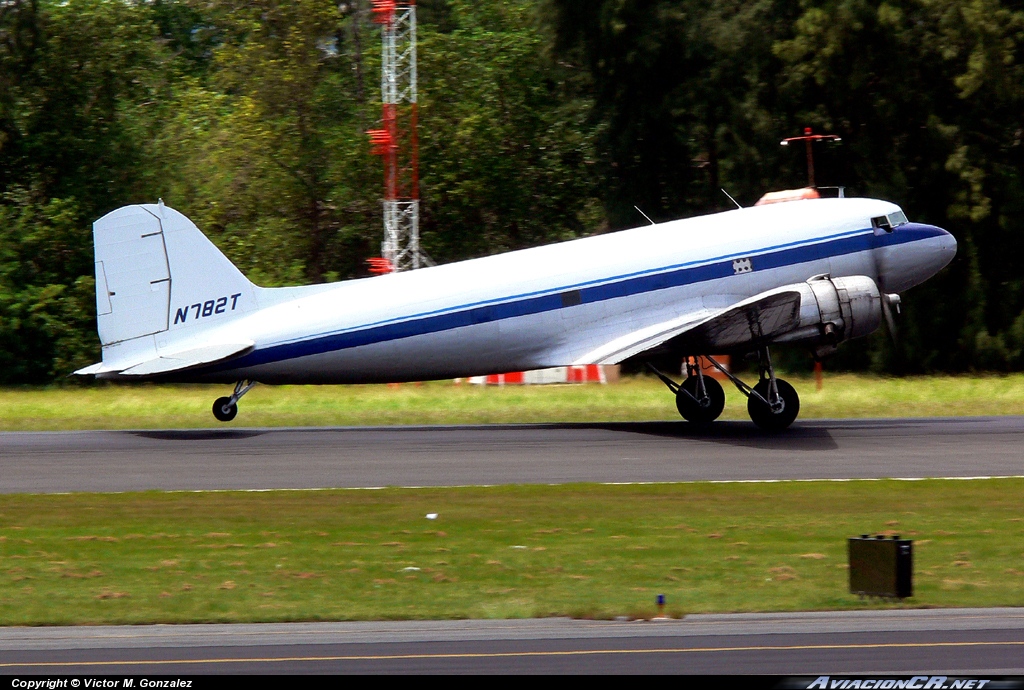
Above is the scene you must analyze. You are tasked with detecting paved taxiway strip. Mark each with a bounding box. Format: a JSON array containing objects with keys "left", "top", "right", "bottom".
[
  {"left": 1, "top": 417, "right": 1022, "bottom": 493},
  {"left": 2, "top": 609, "right": 1022, "bottom": 674}
]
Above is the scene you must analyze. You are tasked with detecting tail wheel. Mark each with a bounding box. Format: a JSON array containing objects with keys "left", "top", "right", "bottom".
[
  {"left": 747, "top": 379, "right": 800, "bottom": 431},
  {"left": 676, "top": 376, "right": 726, "bottom": 424},
  {"left": 212, "top": 397, "right": 238, "bottom": 422}
]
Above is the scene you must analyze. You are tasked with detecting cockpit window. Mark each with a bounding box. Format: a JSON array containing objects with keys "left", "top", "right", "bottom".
[
  {"left": 871, "top": 216, "right": 892, "bottom": 232},
  {"left": 871, "top": 210, "right": 910, "bottom": 233},
  {"left": 888, "top": 210, "right": 909, "bottom": 227}
]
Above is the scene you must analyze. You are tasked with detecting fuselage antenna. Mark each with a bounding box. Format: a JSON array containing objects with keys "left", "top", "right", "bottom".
[
  {"left": 634, "top": 205, "right": 656, "bottom": 226},
  {"left": 721, "top": 189, "right": 742, "bottom": 209}
]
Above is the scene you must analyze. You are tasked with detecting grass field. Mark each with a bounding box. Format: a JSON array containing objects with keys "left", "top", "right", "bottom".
[
  {"left": 1, "top": 479, "right": 1022, "bottom": 625},
  {"left": 3, "top": 373, "right": 1024, "bottom": 430}
]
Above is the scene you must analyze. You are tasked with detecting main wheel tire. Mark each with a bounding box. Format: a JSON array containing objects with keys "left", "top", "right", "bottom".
[
  {"left": 212, "top": 396, "right": 238, "bottom": 422},
  {"left": 747, "top": 378, "right": 800, "bottom": 431},
  {"left": 675, "top": 376, "right": 726, "bottom": 424}
]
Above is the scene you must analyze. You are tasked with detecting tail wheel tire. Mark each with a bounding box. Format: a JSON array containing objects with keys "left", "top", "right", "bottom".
[
  {"left": 212, "top": 397, "right": 238, "bottom": 422},
  {"left": 676, "top": 376, "right": 726, "bottom": 424},
  {"left": 747, "top": 379, "right": 800, "bottom": 431}
]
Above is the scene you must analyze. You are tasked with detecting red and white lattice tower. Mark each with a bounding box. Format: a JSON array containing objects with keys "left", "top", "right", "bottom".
[{"left": 367, "top": 1, "right": 426, "bottom": 273}]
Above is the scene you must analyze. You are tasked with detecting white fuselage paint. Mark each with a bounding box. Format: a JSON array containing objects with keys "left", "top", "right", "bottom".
[{"left": 149, "top": 198, "right": 953, "bottom": 385}]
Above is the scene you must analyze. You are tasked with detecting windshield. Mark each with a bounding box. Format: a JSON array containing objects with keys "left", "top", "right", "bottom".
[
  {"left": 871, "top": 209, "right": 910, "bottom": 233},
  {"left": 888, "top": 210, "right": 909, "bottom": 227}
]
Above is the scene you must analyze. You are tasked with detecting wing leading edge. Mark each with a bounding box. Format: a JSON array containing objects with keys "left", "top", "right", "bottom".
[{"left": 575, "top": 289, "right": 803, "bottom": 365}]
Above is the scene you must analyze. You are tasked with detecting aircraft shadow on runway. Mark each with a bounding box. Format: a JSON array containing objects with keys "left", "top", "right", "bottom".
[
  {"left": 570, "top": 421, "right": 840, "bottom": 451},
  {"left": 128, "top": 422, "right": 838, "bottom": 451},
  {"left": 131, "top": 429, "right": 269, "bottom": 441}
]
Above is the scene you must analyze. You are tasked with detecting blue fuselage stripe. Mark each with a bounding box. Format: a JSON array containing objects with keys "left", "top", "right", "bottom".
[{"left": 218, "top": 227, "right": 927, "bottom": 372}]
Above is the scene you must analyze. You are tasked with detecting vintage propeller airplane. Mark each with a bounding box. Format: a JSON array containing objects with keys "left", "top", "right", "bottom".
[{"left": 74, "top": 196, "right": 955, "bottom": 430}]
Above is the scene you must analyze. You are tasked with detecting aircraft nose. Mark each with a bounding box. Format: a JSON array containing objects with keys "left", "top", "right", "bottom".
[
  {"left": 875, "top": 222, "right": 957, "bottom": 292},
  {"left": 937, "top": 226, "right": 957, "bottom": 261},
  {"left": 920, "top": 223, "right": 957, "bottom": 271}
]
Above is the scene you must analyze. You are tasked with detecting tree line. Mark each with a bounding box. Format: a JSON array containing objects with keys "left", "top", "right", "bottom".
[{"left": 1, "top": 0, "right": 1022, "bottom": 383}]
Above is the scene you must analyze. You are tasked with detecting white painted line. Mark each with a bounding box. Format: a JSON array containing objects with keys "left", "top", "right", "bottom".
[{"left": 26, "top": 475, "right": 1024, "bottom": 497}]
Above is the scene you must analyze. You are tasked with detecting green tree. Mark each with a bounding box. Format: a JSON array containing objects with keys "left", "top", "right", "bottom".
[
  {"left": 776, "top": 0, "right": 1024, "bottom": 371},
  {"left": 149, "top": 0, "right": 372, "bottom": 284},
  {"left": 417, "top": 0, "right": 603, "bottom": 260},
  {"left": 0, "top": 0, "right": 170, "bottom": 383},
  {"left": 552, "top": 0, "right": 1024, "bottom": 373},
  {"left": 548, "top": 0, "right": 798, "bottom": 227}
]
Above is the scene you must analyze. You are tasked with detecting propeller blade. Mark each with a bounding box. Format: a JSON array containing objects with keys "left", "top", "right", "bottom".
[
  {"left": 877, "top": 275, "right": 900, "bottom": 347},
  {"left": 881, "top": 293, "right": 901, "bottom": 346}
]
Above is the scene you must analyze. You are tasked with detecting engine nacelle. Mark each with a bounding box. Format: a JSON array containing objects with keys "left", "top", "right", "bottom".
[{"left": 775, "top": 275, "right": 883, "bottom": 353}]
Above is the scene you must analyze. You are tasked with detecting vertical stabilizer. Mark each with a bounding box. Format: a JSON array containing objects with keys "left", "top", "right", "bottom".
[
  {"left": 155, "top": 203, "right": 257, "bottom": 335},
  {"left": 88, "top": 203, "right": 256, "bottom": 371}
]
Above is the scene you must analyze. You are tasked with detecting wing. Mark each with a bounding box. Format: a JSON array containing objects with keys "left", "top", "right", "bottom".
[
  {"left": 573, "top": 288, "right": 803, "bottom": 365},
  {"left": 74, "top": 341, "right": 254, "bottom": 377},
  {"left": 663, "top": 289, "right": 802, "bottom": 353}
]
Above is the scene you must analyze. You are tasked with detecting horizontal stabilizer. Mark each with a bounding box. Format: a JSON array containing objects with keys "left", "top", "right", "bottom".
[
  {"left": 108, "top": 341, "right": 254, "bottom": 377},
  {"left": 72, "top": 362, "right": 108, "bottom": 376}
]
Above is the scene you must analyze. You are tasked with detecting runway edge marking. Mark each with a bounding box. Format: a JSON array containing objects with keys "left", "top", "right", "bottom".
[{"left": 34, "top": 475, "right": 1024, "bottom": 496}]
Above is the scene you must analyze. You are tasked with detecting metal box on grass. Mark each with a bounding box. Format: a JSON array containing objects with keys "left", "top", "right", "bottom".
[{"left": 848, "top": 535, "right": 912, "bottom": 598}]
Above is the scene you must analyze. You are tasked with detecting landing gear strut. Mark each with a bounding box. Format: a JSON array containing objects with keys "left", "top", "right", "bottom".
[
  {"left": 703, "top": 347, "right": 800, "bottom": 431},
  {"left": 745, "top": 348, "right": 800, "bottom": 431},
  {"left": 649, "top": 347, "right": 800, "bottom": 431},
  {"left": 647, "top": 358, "right": 725, "bottom": 424},
  {"left": 212, "top": 379, "right": 257, "bottom": 422}
]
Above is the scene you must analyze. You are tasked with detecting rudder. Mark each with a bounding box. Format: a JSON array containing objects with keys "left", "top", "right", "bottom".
[{"left": 92, "top": 202, "right": 255, "bottom": 349}]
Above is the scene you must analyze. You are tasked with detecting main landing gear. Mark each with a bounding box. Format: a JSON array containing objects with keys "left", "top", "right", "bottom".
[
  {"left": 649, "top": 347, "right": 800, "bottom": 431},
  {"left": 742, "top": 348, "right": 800, "bottom": 431},
  {"left": 647, "top": 358, "right": 725, "bottom": 425},
  {"left": 212, "top": 379, "right": 257, "bottom": 422}
]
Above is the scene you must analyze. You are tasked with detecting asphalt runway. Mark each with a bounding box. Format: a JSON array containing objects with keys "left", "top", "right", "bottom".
[
  {"left": 2, "top": 609, "right": 1023, "bottom": 674},
  {"left": 1, "top": 417, "right": 1022, "bottom": 493}
]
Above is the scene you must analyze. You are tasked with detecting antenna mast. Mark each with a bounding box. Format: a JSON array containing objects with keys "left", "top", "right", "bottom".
[
  {"left": 367, "top": 1, "right": 426, "bottom": 272},
  {"left": 780, "top": 127, "right": 841, "bottom": 188}
]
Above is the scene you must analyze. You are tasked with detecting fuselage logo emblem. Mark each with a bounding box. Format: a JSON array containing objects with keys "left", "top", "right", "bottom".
[{"left": 733, "top": 257, "right": 753, "bottom": 274}]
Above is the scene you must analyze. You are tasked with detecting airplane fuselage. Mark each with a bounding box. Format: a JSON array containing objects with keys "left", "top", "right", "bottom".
[{"left": 115, "top": 197, "right": 953, "bottom": 385}]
